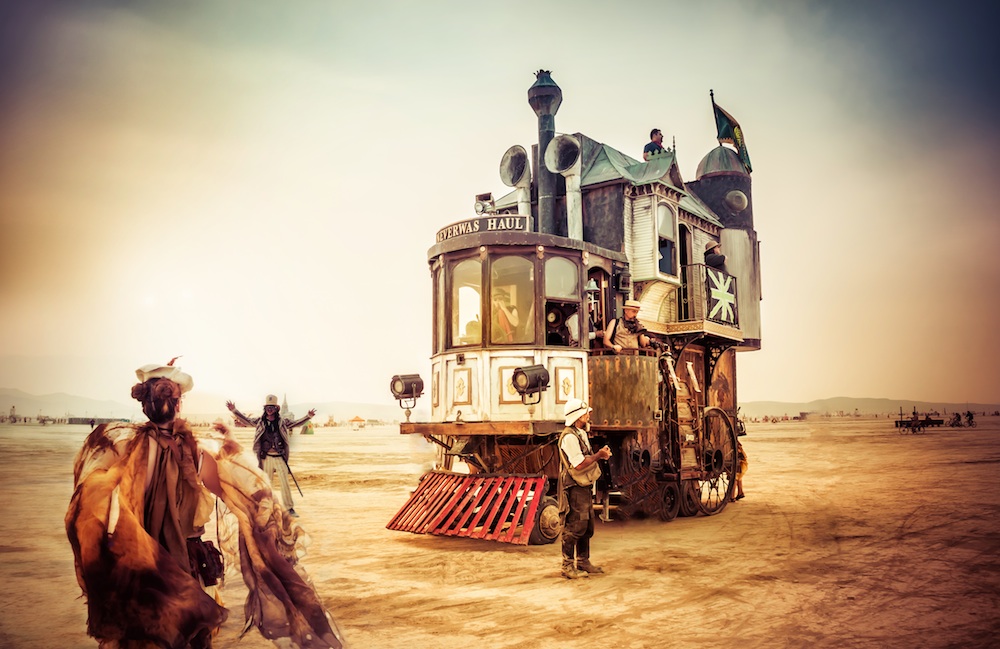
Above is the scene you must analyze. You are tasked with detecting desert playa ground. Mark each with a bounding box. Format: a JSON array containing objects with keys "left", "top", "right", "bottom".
[{"left": 1, "top": 416, "right": 998, "bottom": 648}]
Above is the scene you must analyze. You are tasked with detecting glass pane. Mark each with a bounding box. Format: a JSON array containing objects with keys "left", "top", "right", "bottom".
[
  {"left": 545, "top": 256, "right": 578, "bottom": 298},
  {"left": 657, "top": 204, "right": 676, "bottom": 275},
  {"left": 451, "top": 258, "right": 482, "bottom": 347},
  {"left": 490, "top": 256, "right": 534, "bottom": 344},
  {"left": 658, "top": 239, "right": 675, "bottom": 275},
  {"left": 657, "top": 204, "right": 675, "bottom": 241}
]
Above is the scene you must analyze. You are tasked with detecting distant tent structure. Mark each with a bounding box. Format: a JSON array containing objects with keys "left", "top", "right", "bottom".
[{"left": 349, "top": 416, "right": 365, "bottom": 430}]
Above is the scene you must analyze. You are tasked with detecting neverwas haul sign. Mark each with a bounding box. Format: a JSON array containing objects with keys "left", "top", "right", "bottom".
[{"left": 436, "top": 216, "right": 529, "bottom": 243}]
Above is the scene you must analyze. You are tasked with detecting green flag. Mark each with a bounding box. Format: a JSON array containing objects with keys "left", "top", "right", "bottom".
[{"left": 712, "top": 99, "right": 752, "bottom": 174}]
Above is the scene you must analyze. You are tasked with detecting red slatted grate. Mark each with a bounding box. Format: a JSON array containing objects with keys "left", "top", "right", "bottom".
[{"left": 386, "top": 471, "right": 548, "bottom": 545}]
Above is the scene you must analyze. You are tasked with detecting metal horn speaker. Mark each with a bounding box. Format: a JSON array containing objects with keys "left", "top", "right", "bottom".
[
  {"left": 544, "top": 134, "right": 581, "bottom": 175},
  {"left": 500, "top": 145, "right": 531, "bottom": 188}
]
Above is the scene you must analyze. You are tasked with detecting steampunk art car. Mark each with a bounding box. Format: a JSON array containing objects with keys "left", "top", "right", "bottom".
[{"left": 387, "top": 70, "right": 761, "bottom": 545}]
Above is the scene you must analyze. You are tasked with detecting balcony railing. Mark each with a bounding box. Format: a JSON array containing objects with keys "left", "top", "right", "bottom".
[{"left": 678, "top": 263, "right": 739, "bottom": 328}]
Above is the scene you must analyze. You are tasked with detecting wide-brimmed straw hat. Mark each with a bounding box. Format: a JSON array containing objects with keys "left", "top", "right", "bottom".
[
  {"left": 705, "top": 240, "right": 720, "bottom": 252},
  {"left": 135, "top": 360, "right": 193, "bottom": 394},
  {"left": 623, "top": 299, "right": 641, "bottom": 310},
  {"left": 563, "top": 398, "right": 593, "bottom": 426}
]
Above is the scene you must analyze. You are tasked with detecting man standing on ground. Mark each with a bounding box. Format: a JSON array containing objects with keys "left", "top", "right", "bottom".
[
  {"left": 227, "top": 395, "right": 315, "bottom": 517},
  {"left": 559, "top": 398, "right": 611, "bottom": 579}
]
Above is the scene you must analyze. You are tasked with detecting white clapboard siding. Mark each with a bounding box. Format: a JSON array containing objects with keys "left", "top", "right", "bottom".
[{"left": 629, "top": 195, "right": 658, "bottom": 281}]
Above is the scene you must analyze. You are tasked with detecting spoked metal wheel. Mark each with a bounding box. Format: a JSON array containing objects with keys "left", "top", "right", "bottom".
[{"left": 695, "top": 407, "right": 738, "bottom": 515}]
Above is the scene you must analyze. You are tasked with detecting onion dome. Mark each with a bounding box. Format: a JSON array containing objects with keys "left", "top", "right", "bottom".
[{"left": 696, "top": 145, "right": 747, "bottom": 179}]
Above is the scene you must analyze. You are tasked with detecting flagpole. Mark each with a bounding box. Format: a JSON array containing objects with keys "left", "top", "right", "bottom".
[{"left": 710, "top": 89, "right": 720, "bottom": 146}]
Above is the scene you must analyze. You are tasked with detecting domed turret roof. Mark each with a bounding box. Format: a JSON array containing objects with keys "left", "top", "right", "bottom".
[{"left": 696, "top": 145, "right": 747, "bottom": 179}]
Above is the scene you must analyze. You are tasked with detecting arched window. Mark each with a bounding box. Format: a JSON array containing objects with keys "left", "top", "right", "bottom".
[
  {"left": 490, "top": 256, "right": 534, "bottom": 344},
  {"left": 657, "top": 203, "right": 676, "bottom": 276},
  {"left": 451, "top": 258, "right": 482, "bottom": 347}
]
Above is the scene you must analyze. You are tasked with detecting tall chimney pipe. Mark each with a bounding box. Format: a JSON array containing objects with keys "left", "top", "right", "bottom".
[{"left": 527, "top": 70, "right": 562, "bottom": 235}]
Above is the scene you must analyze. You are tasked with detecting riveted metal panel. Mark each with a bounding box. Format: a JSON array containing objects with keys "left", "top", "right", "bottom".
[{"left": 587, "top": 351, "right": 660, "bottom": 428}]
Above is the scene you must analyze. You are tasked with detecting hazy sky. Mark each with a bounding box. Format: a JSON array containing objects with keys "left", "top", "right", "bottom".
[{"left": 1, "top": 0, "right": 998, "bottom": 410}]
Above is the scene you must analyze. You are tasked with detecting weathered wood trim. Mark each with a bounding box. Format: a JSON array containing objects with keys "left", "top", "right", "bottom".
[
  {"left": 427, "top": 230, "right": 628, "bottom": 263},
  {"left": 663, "top": 320, "right": 743, "bottom": 341},
  {"left": 400, "top": 421, "right": 564, "bottom": 437}
]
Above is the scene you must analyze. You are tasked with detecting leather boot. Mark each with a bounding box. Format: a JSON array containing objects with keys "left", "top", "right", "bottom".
[
  {"left": 577, "top": 559, "right": 604, "bottom": 574},
  {"left": 561, "top": 561, "right": 589, "bottom": 579}
]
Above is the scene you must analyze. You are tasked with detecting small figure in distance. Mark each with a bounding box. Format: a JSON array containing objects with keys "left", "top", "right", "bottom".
[
  {"left": 558, "top": 398, "right": 611, "bottom": 579},
  {"left": 643, "top": 128, "right": 665, "bottom": 161},
  {"left": 227, "top": 395, "right": 316, "bottom": 518},
  {"left": 705, "top": 240, "right": 727, "bottom": 270},
  {"left": 603, "top": 299, "right": 651, "bottom": 353}
]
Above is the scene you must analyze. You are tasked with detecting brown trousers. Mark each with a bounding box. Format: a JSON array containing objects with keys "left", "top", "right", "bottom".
[{"left": 562, "top": 485, "right": 594, "bottom": 564}]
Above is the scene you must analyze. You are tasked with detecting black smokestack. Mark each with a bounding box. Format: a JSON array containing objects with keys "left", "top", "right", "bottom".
[{"left": 527, "top": 70, "right": 562, "bottom": 235}]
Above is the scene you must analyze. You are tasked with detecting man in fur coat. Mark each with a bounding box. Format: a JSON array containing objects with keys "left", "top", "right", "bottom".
[{"left": 65, "top": 360, "right": 345, "bottom": 648}]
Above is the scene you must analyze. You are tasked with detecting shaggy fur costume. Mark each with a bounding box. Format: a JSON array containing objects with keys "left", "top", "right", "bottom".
[{"left": 66, "top": 420, "right": 344, "bottom": 649}]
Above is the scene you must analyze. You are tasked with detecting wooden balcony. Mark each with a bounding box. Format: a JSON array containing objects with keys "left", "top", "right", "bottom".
[{"left": 663, "top": 263, "right": 742, "bottom": 342}]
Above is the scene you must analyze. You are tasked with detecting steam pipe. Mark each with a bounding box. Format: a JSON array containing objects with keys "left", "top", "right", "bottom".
[{"left": 527, "top": 70, "right": 562, "bottom": 235}]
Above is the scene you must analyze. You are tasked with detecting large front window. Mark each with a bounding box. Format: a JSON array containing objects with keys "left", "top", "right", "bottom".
[
  {"left": 451, "top": 258, "right": 482, "bottom": 347},
  {"left": 490, "top": 256, "right": 534, "bottom": 344}
]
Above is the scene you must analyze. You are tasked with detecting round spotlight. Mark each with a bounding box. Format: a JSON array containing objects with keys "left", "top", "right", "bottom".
[
  {"left": 511, "top": 365, "right": 549, "bottom": 396},
  {"left": 389, "top": 374, "right": 424, "bottom": 400}
]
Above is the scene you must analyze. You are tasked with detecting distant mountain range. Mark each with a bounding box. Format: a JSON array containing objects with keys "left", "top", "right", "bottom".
[
  {"left": 736, "top": 396, "right": 1000, "bottom": 419},
  {"left": 1, "top": 388, "right": 996, "bottom": 423}
]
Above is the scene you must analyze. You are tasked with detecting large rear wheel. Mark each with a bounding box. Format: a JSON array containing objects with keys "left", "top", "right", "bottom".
[{"left": 695, "top": 407, "right": 738, "bottom": 515}]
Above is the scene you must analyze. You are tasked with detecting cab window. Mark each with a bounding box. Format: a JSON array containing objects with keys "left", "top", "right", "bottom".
[
  {"left": 451, "top": 258, "right": 482, "bottom": 347},
  {"left": 490, "top": 256, "right": 534, "bottom": 344}
]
